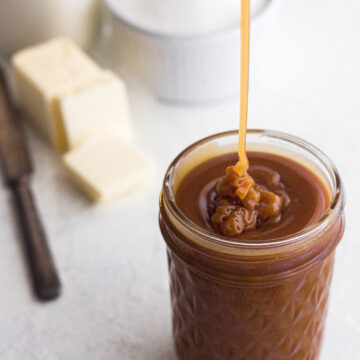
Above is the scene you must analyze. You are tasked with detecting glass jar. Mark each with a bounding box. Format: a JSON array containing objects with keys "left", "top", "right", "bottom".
[{"left": 159, "top": 130, "right": 345, "bottom": 360}]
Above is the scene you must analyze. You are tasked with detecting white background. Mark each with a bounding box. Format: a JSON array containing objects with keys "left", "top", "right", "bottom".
[{"left": 0, "top": 0, "right": 359, "bottom": 359}]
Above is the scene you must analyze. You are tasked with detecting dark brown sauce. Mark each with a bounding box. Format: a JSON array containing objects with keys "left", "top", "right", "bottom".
[{"left": 176, "top": 152, "right": 330, "bottom": 241}]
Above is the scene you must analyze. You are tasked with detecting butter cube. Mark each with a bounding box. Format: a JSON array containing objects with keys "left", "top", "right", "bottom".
[
  {"left": 56, "top": 71, "right": 132, "bottom": 150},
  {"left": 63, "top": 135, "right": 152, "bottom": 203},
  {"left": 12, "top": 37, "right": 101, "bottom": 150}
]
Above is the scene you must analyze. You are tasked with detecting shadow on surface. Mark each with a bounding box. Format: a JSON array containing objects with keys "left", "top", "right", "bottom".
[{"left": 140, "top": 338, "right": 177, "bottom": 360}]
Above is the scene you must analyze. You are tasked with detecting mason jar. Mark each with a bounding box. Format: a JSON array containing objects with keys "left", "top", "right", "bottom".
[{"left": 159, "top": 130, "right": 345, "bottom": 360}]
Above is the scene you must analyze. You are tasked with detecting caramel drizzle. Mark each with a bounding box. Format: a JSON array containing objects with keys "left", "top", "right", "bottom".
[{"left": 234, "top": 0, "right": 250, "bottom": 176}]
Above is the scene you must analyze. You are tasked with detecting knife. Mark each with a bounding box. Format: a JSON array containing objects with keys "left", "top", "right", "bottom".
[{"left": 0, "top": 68, "right": 61, "bottom": 301}]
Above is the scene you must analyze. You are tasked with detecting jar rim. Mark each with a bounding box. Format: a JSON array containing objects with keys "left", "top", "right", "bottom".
[{"left": 162, "top": 129, "right": 345, "bottom": 251}]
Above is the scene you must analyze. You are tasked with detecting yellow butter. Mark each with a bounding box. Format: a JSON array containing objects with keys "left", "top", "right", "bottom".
[
  {"left": 63, "top": 135, "right": 153, "bottom": 203},
  {"left": 12, "top": 37, "right": 101, "bottom": 150},
  {"left": 56, "top": 71, "right": 132, "bottom": 150}
]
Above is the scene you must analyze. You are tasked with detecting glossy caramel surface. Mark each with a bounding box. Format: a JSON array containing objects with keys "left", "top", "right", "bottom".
[{"left": 176, "top": 152, "right": 329, "bottom": 241}]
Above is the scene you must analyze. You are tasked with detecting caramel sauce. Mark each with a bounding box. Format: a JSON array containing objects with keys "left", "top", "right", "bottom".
[
  {"left": 210, "top": 1, "right": 289, "bottom": 237},
  {"left": 235, "top": 0, "right": 250, "bottom": 176},
  {"left": 160, "top": 2, "right": 344, "bottom": 358},
  {"left": 176, "top": 152, "right": 330, "bottom": 241}
]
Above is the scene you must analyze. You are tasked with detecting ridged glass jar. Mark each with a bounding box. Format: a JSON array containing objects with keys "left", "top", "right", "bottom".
[{"left": 159, "top": 130, "right": 345, "bottom": 360}]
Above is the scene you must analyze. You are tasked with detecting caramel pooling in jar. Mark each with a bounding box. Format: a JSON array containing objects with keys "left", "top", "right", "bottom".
[{"left": 211, "top": 0, "right": 289, "bottom": 237}]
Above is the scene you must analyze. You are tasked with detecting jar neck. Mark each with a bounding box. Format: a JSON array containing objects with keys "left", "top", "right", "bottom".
[
  {"left": 160, "top": 193, "right": 344, "bottom": 282},
  {"left": 161, "top": 188, "right": 344, "bottom": 257}
]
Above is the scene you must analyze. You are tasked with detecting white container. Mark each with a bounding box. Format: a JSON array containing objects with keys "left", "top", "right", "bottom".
[
  {"left": 104, "top": 0, "right": 271, "bottom": 103},
  {"left": 0, "top": 0, "right": 100, "bottom": 57},
  {"left": 105, "top": 0, "right": 240, "bottom": 103}
]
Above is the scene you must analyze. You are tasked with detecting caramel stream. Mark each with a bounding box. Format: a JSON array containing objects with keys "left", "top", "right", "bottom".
[{"left": 234, "top": 0, "right": 250, "bottom": 176}]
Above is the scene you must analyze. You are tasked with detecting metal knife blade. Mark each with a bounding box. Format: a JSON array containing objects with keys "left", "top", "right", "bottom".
[{"left": 0, "top": 69, "right": 33, "bottom": 183}]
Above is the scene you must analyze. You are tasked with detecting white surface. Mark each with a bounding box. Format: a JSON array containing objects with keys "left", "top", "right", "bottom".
[
  {"left": 0, "top": 0, "right": 99, "bottom": 56},
  {"left": 0, "top": 0, "right": 359, "bottom": 359}
]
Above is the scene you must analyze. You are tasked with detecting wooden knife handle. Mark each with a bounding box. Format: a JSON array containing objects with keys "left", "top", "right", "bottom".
[{"left": 12, "top": 178, "right": 62, "bottom": 301}]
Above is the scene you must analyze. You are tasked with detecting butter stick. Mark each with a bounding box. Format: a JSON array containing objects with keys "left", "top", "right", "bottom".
[
  {"left": 12, "top": 37, "right": 101, "bottom": 150},
  {"left": 63, "top": 135, "right": 153, "bottom": 203},
  {"left": 56, "top": 71, "right": 132, "bottom": 150}
]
